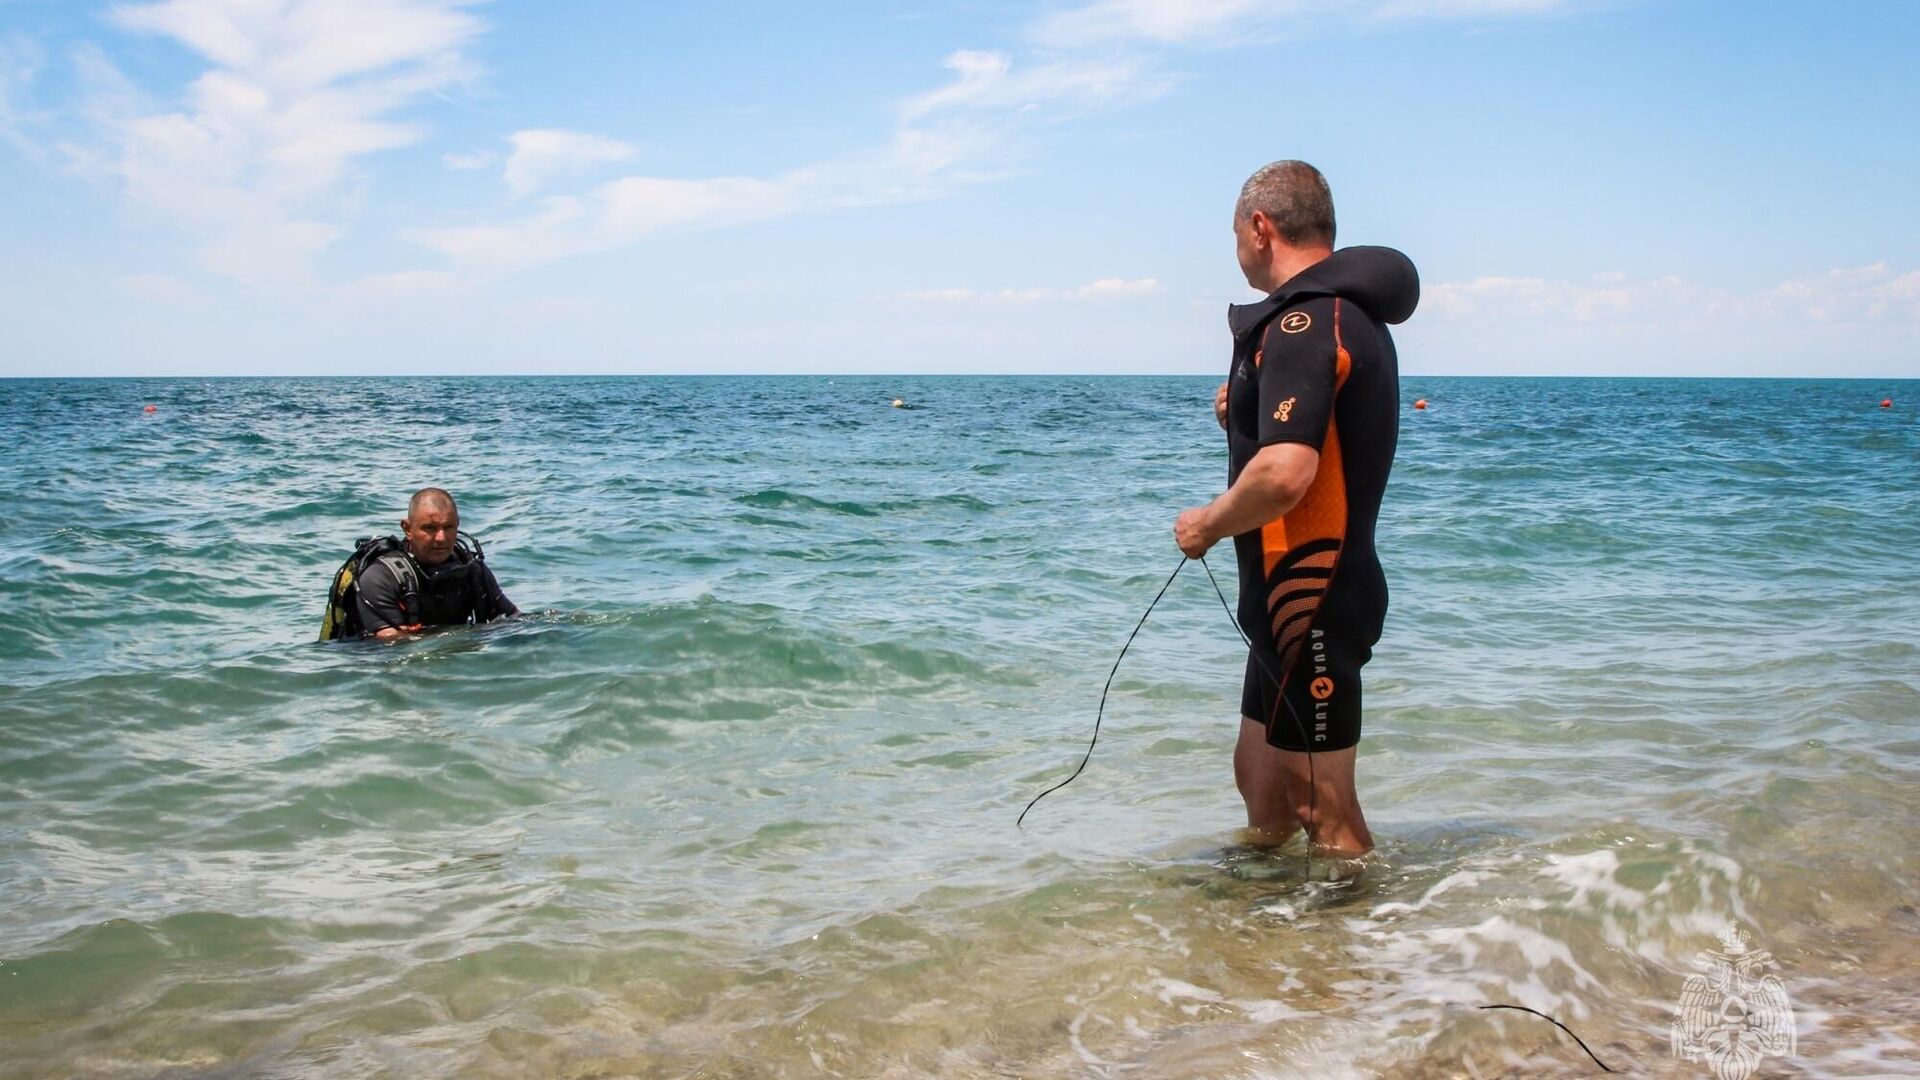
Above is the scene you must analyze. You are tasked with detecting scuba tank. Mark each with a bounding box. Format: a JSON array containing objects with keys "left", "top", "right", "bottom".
[{"left": 318, "top": 532, "right": 486, "bottom": 641}]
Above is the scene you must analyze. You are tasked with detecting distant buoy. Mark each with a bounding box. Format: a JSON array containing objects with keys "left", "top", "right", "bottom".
[
  {"left": 1882, "top": 398, "right": 1894, "bottom": 409},
  {"left": 1413, "top": 399, "right": 1428, "bottom": 410},
  {"left": 143, "top": 404, "right": 158, "bottom": 413},
  {"left": 891, "top": 398, "right": 907, "bottom": 409}
]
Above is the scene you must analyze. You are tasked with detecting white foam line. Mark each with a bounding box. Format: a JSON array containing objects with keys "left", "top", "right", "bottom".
[{"left": 1370, "top": 867, "right": 1496, "bottom": 919}]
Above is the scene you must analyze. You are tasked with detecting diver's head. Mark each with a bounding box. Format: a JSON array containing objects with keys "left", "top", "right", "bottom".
[
  {"left": 1233, "top": 160, "right": 1335, "bottom": 293},
  {"left": 402, "top": 487, "right": 459, "bottom": 566}
]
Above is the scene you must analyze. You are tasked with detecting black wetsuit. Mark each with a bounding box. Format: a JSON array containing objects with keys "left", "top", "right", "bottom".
[
  {"left": 353, "top": 546, "right": 517, "bottom": 635},
  {"left": 1223, "top": 246, "right": 1419, "bottom": 751}
]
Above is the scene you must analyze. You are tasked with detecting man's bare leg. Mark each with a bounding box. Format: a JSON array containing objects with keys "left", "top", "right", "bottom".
[
  {"left": 1234, "top": 716, "right": 1298, "bottom": 846},
  {"left": 1233, "top": 716, "right": 1373, "bottom": 856}
]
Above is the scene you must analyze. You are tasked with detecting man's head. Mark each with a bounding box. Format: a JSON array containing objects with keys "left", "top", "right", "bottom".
[
  {"left": 402, "top": 487, "right": 459, "bottom": 566},
  {"left": 1234, "top": 160, "right": 1336, "bottom": 293}
]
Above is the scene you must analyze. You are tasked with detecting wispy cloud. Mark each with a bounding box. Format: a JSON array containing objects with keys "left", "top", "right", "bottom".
[
  {"left": 73, "top": 0, "right": 481, "bottom": 282},
  {"left": 1768, "top": 262, "right": 1920, "bottom": 320},
  {"left": 1034, "top": 0, "right": 1273, "bottom": 47},
  {"left": 1372, "top": 0, "right": 1568, "bottom": 19},
  {"left": 900, "top": 49, "right": 1162, "bottom": 120},
  {"left": 405, "top": 127, "right": 989, "bottom": 272},
  {"left": 1427, "top": 264, "right": 1920, "bottom": 324},
  {"left": 0, "top": 34, "right": 48, "bottom": 155},
  {"left": 1033, "top": 0, "right": 1574, "bottom": 47},
  {"left": 405, "top": 47, "right": 1144, "bottom": 274},
  {"left": 399, "top": 0, "right": 1582, "bottom": 278},
  {"left": 338, "top": 268, "right": 463, "bottom": 300},
  {"left": 441, "top": 147, "right": 496, "bottom": 170},
  {"left": 115, "top": 271, "right": 204, "bottom": 305},
  {"left": 13, "top": 0, "right": 1599, "bottom": 299},
  {"left": 407, "top": 173, "right": 798, "bottom": 271},
  {"left": 501, "top": 128, "right": 637, "bottom": 196},
  {"left": 904, "top": 277, "right": 1161, "bottom": 302}
]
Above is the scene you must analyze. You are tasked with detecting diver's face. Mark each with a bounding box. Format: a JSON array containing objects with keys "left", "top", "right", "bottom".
[{"left": 403, "top": 503, "right": 459, "bottom": 566}]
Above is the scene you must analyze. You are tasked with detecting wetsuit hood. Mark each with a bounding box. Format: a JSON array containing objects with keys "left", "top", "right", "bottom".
[{"left": 1228, "top": 245, "right": 1419, "bottom": 341}]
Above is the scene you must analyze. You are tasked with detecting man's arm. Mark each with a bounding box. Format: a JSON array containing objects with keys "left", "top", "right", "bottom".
[
  {"left": 1176, "top": 442, "right": 1320, "bottom": 556},
  {"left": 473, "top": 562, "right": 518, "bottom": 623},
  {"left": 354, "top": 561, "right": 422, "bottom": 639},
  {"left": 1177, "top": 300, "right": 1339, "bottom": 557}
]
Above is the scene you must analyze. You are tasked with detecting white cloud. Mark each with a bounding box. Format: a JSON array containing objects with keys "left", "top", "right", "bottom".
[
  {"left": 115, "top": 271, "right": 203, "bottom": 305},
  {"left": 32, "top": 6, "right": 1171, "bottom": 286},
  {"left": 1426, "top": 264, "right": 1920, "bottom": 325},
  {"left": 406, "top": 172, "right": 801, "bottom": 272},
  {"left": 901, "top": 49, "right": 1162, "bottom": 120},
  {"left": 1425, "top": 273, "right": 1681, "bottom": 321},
  {"left": 79, "top": 0, "right": 481, "bottom": 282},
  {"left": 441, "top": 148, "right": 495, "bottom": 170},
  {"left": 405, "top": 130, "right": 980, "bottom": 272},
  {"left": 501, "top": 128, "right": 636, "bottom": 196},
  {"left": 1767, "top": 262, "right": 1920, "bottom": 321},
  {"left": 19, "top": 0, "right": 1616, "bottom": 328},
  {"left": 1874, "top": 270, "right": 1920, "bottom": 304},
  {"left": 1077, "top": 276, "right": 1161, "bottom": 298},
  {"left": 0, "top": 34, "right": 46, "bottom": 155},
  {"left": 405, "top": 43, "right": 1163, "bottom": 275},
  {"left": 1035, "top": 0, "right": 1272, "bottom": 47},
  {"left": 397, "top": 0, "right": 1575, "bottom": 278},
  {"left": 904, "top": 277, "right": 1160, "bottom": 302},
  {"left": 501, "top": 295, "right": 591, "bottom": 324},
  {"left": 1373, "top": 0, "right": 1566, "bottom": 17},
  {"left": 340, "top": 268, "right": 463, "bottom": 299},
  {"left": 1034, "top": 0, "right": 1573, "bottom": 46}
]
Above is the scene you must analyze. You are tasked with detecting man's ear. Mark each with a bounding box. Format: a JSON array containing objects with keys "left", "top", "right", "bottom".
[
  {"left": 400, "top": 517, "right": 411, "bottom": 536},
  {"left": 1249, "top": 210, "right": 1274, "bottom": 247}
]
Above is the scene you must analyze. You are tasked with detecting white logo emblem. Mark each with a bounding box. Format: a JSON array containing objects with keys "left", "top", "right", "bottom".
[{"left": 1671, "top": 925, "right": 1797, "bottom": 1080}]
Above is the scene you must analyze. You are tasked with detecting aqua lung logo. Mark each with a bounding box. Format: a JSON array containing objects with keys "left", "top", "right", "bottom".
[
  {"left": 1672, "top": 925, "right": 1797, "bottom": 1080},
  {"left": 1279, "top": 311, "right": 1312, "bottom": 334},
  {"left": 1309, "top": 629, "right": 1329, "bottom": 742}
]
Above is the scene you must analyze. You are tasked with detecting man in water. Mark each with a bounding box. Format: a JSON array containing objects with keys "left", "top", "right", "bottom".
[
  {"left": 1173, "top": 161, "right": 1418, "bottom": 856},
  {"left": 354, "top": 487, "right": 518, "bottom": 639}
]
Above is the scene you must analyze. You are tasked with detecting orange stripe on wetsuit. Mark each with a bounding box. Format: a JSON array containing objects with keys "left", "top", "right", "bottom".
[{"left": 1260, "top": 298, "right": 1352, "bottom": 681}]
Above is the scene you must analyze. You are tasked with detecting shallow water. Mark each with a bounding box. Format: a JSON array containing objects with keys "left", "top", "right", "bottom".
[{"left": 0, "top": 375, "right": 1915, "bottom": 1077}]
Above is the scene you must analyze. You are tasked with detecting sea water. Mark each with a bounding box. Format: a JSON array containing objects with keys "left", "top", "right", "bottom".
[{"left": 0, "top": 375, "right": 1915, "bottom": 1077}]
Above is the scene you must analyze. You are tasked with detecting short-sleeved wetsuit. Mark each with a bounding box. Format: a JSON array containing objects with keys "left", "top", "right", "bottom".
[
  {"left": 354, "top": 548, "right": 517, "bottom": 635},
  {"left": 1223, "top": 246, "right": 1418, "bottom": 751}
]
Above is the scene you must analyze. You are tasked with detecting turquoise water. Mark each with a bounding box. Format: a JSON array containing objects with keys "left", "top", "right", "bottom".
[{"left": 1, "top": 375, "right": 1915, "bottom": 1077}]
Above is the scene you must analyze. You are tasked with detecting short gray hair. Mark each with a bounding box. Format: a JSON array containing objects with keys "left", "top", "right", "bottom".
[
  {"left": 1235, "top": 160, "right": 1335, "bottom": 247},
  {"left": 408, "top": 486, "right": 457, "bottom": 518}
]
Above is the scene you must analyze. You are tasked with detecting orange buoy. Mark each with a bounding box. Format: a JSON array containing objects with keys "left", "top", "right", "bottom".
[
  {"left": 1413, "top": 398, "right": 1428, "bottom": 410},
  {"left": 1882, "top": 399, "right": 1894, "bottom": 408},
  {"left": 143, "top": 404, "right": 158, "bottom": 413}
]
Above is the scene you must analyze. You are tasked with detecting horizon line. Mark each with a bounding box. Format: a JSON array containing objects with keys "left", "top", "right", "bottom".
[{"left": 4, "top": 372, "right": 1917, "bottom": 382}]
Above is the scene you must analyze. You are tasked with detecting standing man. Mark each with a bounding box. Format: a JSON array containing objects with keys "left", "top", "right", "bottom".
[{"left": 1173, "top": 161, "right": 1418, "bottom": 856}]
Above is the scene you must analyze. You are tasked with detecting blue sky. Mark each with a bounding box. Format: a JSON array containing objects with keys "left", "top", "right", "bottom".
[{"left": 1, "top": 0, "right": 1915, "bottom": 377}]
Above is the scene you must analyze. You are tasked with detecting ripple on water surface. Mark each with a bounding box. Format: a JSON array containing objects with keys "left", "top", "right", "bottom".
[{"left": 0, "top": 375, "right": 1916, "bottom": 1076}]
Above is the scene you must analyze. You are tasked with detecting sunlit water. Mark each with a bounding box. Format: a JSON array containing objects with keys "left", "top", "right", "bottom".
[{"left": 1, "top": 375, "right": 1915, "bottom": 1078}]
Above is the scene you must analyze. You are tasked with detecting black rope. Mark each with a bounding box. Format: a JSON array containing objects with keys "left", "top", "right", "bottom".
[
  {"left": 1018, "top": 552, "right": 1323, "bottom": 875},
  {"left": 1014, "top": 555, "right": 1614, "bottom": 1073},
  {"left": 1017, "top": 556, "right": 1188, "bottom": 829},
  {"left": 1477, "top": 1004, "right": 1616, "bottom": 1072},
  {"left": 1196, "top": 555, "right": 1318, "bottom": 878},
  {"left": 1013, "top": 554, "right": 1614, "bottom": 1073}
]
